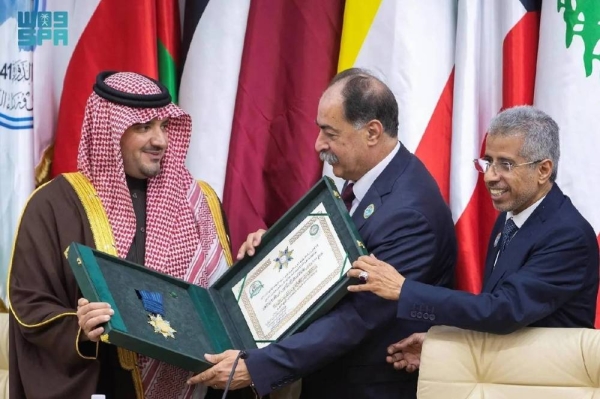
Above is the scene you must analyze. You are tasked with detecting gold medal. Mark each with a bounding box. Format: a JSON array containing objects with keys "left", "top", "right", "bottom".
[{"left": 148, "top": 314, "right": 177, "bottom": 338}]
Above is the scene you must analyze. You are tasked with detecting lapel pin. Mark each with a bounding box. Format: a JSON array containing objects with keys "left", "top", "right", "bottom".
[{"left": 363, "top": 204, "right": 375, "bottom": 219}]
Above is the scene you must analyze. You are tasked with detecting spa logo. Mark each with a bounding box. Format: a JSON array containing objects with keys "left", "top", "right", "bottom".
[{"left": 17, "top": 11, "right": 69, "bottom": 48}]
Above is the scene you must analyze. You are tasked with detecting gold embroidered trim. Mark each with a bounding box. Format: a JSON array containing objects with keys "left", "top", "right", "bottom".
[
  {"left": 7, "top": 180, "right": 78, "bottom": 328},
  {"left": 63, "top": 173, "right": 117, "bottom": 255},
  {"left": 34, "top": 143, "right": 54, "bottom": 187},
  {"left": 198, "top": 180, "right": 234, "bottom": 266},
  {"left": 64, "top": 172, "right": 143, "bottom": 399},
  {"left": 75, "top": 327, "right": 99, "bottom": 360},
  {"left": 118, "top": 347, "right": 144, "bottom": 398}
]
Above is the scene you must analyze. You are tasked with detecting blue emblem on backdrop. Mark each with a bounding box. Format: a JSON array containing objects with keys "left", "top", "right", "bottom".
[{"left": 0, "top": 0, "right": 30, "bottom": 25}]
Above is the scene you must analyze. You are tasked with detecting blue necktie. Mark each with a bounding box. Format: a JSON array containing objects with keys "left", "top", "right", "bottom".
[{"left": 500, "top": 218, "right": 519, "bottom": 252}]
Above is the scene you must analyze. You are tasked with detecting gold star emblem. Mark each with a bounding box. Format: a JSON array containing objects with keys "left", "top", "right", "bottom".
[{"left": 148, "top": 314, "right": 176, "bottom": 338}]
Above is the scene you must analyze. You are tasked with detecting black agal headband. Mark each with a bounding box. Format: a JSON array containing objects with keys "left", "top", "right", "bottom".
[{"left": 92, "top": 71, "right": 172, "bottom": 108}]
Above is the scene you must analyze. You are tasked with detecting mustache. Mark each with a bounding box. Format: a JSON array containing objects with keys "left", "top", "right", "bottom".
[
  {"left": 487, "top": 183, "right": 507, "bottom": 190},
  {"left": 319, "top": 151, "right": 339, "bottom": 165}
]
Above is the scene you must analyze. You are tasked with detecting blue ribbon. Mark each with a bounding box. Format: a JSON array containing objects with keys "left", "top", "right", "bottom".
[{"left": 136, "top": 290, "right": 164, "bottom": 316}]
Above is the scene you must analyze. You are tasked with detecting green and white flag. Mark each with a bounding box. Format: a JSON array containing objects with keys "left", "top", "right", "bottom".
[{"left": 534, "top": 0, "right": 600, "bottom": 325}]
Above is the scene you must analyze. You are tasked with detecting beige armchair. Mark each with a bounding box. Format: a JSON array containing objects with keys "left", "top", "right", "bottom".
[{"left": 418, "top": 326, "right": 600, "bottom": 399}]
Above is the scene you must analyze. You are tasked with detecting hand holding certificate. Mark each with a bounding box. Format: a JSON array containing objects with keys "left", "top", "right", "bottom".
[{"left": 67, "top": 176, "right": 367, "bottom": 372}]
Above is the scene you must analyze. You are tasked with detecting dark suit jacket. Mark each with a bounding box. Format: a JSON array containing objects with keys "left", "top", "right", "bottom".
[
  {"left": 245, "top": 145, "right": 457, "bottom": 399},
  {"left": 398, "top": 184, "right": 599, "bottom": 333}
]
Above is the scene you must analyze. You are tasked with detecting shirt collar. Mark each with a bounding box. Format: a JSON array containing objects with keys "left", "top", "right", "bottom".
[
  {"left": 507, "top": 195, "right": 546, "bottom": 228},
  {"left": 351, "top": 141, "right": 401, "bottom": 207}
]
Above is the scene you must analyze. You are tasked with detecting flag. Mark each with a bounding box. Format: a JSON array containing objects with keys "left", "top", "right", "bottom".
[
  {"left": 451, "top": 0, "right": 541, "bottom": 292},
  {"left": 179, "top": 0, "right": 251, "bottom": 198},
  {"left": 222, "top": 0, "right": 345, "bottom": 251},
  {"left": 533, "top": 0, "right": 600, "bottom": 326},
  {"left": 0, "top": 0, "right": 34, "bottom": 302},
  {"left": 50, "top": 0, "right": 162, "bottom": 176},
  {"left": 333, "top": 0, "right": 457, "bottom": 199},
  {"left": 32, "top": 0, "right": 100, "bottom": 184},
  {"left": 157, "top": 0, "right": 180, "bottom": 102}
]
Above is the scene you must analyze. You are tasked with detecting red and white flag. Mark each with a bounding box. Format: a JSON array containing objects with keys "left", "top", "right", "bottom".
[
  {"left": 451, "top": 0, "right": 541, "bottom": 292},
  {"left": 49, "top": 0, "right": 163, "bottom": 176},
  {"left": 330, "top": 0, "right": 457, "bottom": 198},
  {"left": 331, "top": 0, "right": 541, "bottom": 292}
]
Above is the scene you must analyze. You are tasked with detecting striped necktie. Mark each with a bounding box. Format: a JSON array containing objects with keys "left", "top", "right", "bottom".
[{"left": 500, "top": 218, "right": 519, "bottom": 252}]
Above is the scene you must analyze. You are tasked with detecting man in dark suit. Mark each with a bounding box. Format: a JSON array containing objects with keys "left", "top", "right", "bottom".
[
  {"left": 187, "top": 68, "right": 457, "bottom": 398},
  {"left": 349, "top": 105, "right": 599, "bottom": 372}
]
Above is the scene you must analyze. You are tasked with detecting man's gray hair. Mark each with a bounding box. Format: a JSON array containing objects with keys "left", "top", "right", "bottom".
[{"left": 488, "top": 105, "right": 560, "bottom": 182}]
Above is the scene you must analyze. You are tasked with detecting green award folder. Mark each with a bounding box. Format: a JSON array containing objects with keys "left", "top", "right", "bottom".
[{"left": 67, "top": 176, "right": 367, "bottom": 372}]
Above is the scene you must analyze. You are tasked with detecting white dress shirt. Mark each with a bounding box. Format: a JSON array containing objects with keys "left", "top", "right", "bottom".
[
  {"left": 493, "top": 194, "right": 546, "bottom": 267},
  {"left": 347, "top": 141, "right": 400, "bottom": 216}
]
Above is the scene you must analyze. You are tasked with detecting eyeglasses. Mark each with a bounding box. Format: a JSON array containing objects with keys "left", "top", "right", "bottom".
[{"left": 473, "top": 158, "right": 543, "bottom": 174}]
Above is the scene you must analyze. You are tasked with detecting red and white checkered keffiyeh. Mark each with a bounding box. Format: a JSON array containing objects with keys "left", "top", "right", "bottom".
[{"left": 78, "top": 72, "right": 225, "bottom": 399}]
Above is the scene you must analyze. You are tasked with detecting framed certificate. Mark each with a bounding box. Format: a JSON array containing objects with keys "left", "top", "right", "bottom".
[
  {"left": 230, "top": 203, "right": 348, "bottom": 347},
  {"left": 67, "top": 176, "right": 367, "bottom": 371}
]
